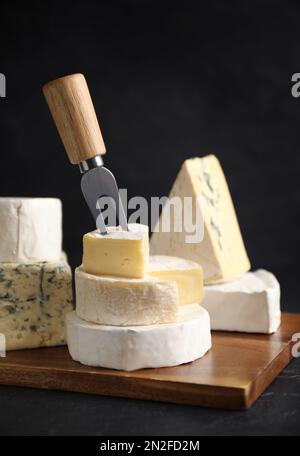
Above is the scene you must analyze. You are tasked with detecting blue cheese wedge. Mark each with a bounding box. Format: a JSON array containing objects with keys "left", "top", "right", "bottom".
[
  {"left": 150, "top": 155, "right": 251, "bottom": 284},
  {"left": 0, "top": 256, "right": 73, "bottom": 350}
]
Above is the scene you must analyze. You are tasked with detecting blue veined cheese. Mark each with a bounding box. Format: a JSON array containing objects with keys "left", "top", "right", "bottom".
[
  {"left": 150, "top": 155, "right": 251, "bottom": 284},
  {"left": 0, "top": 256, "right": 73, "bottom": 350}
]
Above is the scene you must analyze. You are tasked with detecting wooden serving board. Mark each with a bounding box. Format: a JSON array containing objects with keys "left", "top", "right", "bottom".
[{"left": 0, "top": 313, "right": 299, "bottom": 410}]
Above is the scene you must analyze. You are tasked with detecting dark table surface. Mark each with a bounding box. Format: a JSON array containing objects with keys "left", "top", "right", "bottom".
[
  {"left": 0, "top": 357, "right": 299, "bottom": 436},
  {"left": 0, "top": 0, "right": 299, "bottom": 438}
]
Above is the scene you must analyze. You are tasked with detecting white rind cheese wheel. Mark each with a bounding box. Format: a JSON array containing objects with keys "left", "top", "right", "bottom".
[
  {"left": 202, "top": 269, "right": 281, "bottom": 334},
  {"left": 0, "top": 198, "right": 62, "bottom": 263},
  {"left": 75, "top": 266, "right": 179, "bottom": 326},
  {"left": 67, "top": 304, "right": 212, "bottom": 371}
]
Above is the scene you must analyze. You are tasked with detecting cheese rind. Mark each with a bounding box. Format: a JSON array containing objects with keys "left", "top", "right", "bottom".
[
  {"left": 75, "top": 266, "right": 179, "bottom": 326},
  {"left": 150, "top": 155, "right": 251, "bottom": 284},
  {"left": 148, "top": 255, "right": 204, "bottom": 305},
  {"left": 0, "top": 257, "right": 73, "bottom": 350},
  {"left": 0, "top": 198, "right": 62, "bottom": 263},
  {"left": 83, "top": 223, "right": 149, "bottom": 278},
  {"left": 67, "top": 305, "right": 211, "bottom": 371},
  {"left": 201, "top": 269, "right": 281, "bottom": 334}
]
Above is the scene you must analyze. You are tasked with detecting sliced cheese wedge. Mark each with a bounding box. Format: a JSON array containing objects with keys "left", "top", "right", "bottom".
[
  {"left": 201, "top": 269, "right": 281, "bottom": 334},
  {"left": 67, "top": 305, "right": 211, "bottom": 371},
  {"left": 83, "top": 223, "right": 149, "bottom": 279},
  {"left": 148, "top": 255, "right": 204, "bottom": 305},
  {"left": 150, "top": 155, "right": 251, "bottom": 284},
  {"left": 75, "top": 266, "right": 179, "bottom": 326}
]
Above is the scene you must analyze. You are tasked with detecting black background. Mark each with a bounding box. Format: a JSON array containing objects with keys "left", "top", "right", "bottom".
[
  {"left": 0, "top": 1, "right": 299, "bottom": 311},
  {"left": 0, "top": 0, "right": 300, "bottom": 436}
]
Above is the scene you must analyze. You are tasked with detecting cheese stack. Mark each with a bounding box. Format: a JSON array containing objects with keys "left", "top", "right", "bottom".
[
  {"left": 66, "top": 223, "right": 212, "bottom": 371},
  {"left": 150, "top": 155, "right": 281, "bottom": 334},
  {"left": 0, "top": 198, "right": 73, "bottom": 350}
]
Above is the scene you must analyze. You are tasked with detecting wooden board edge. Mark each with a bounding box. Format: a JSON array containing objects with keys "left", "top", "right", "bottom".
[
  {"left": 244, "top": 340, "right": 294, "bottom": 409},
  {"left": 0, "top": 312, "right": 298, "bottom": 410},
  {"left": 0, "top": 363, "right": 248, "bottom": 410}
]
